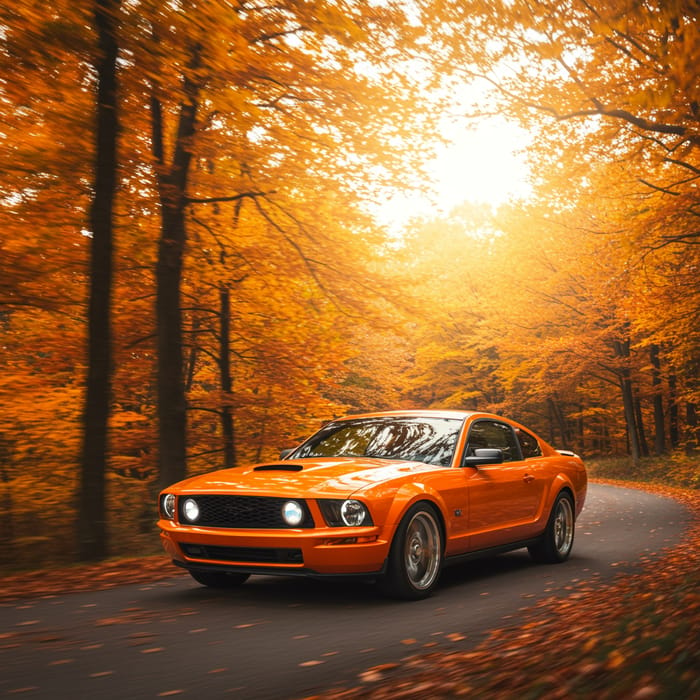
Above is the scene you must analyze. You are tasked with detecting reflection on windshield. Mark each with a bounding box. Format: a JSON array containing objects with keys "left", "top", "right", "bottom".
[{"left": 293, "top": 417, "right": 463, "bottom": 467}]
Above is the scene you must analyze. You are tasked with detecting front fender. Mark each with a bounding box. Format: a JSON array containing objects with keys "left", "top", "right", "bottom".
[{"left": 378, "top": 482, "right": 449, "bottom": 544}]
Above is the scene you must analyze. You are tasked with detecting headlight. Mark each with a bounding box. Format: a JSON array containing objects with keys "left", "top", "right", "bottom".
[
  {"left": 319, "top": 499, "right": 373, "bottom": 527},
  {"left": 182, "top": 498, "right": 200, "bottom": 523},
  {"left": 281, "top": 500, "right": 304, "bottom": 526},
  {"left": 341, "top": 500, "right": 369, "bottom": 526},
  {"left": 160, "top": 493, "right": 175, "bottom": 520}
]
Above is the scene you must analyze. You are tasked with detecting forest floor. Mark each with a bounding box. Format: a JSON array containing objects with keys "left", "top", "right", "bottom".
[{"left": 1, "top": 456, "right": 698, "bottom": 699}]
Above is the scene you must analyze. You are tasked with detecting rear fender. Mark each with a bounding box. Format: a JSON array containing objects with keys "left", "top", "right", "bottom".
[{"left": 546, "top": 474, "right": 577, "bottom": 516}]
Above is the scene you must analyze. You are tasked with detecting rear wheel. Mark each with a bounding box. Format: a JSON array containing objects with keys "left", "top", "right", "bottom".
[
  {"left": 189, "top": 570, "right": 250, "bottom": 588},
  {"left": 528, "top": 492, "right": 575, "bottom": 563},
  {"left": 379, "top": 503, "right": 443, "bottom": 600}
]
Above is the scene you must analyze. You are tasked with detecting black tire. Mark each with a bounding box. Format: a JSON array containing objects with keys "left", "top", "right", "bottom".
[
  {"left": 528, "top": 491, "right": 575, "bottom": 563},
  {"left": 379, "top": 502, "right": 443, "bottom": 600},
  {"left": 189, "top": 570, "right": 250, "bottom": 588}
]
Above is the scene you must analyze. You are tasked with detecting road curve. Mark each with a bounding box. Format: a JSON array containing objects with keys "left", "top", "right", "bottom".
[{"left": 0, "top": 484, "right": 690, "bottom": 699}]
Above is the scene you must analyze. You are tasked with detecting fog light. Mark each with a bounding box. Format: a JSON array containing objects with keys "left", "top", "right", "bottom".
[
  {"left": 282, "top": 500, "right": 304, "bottom": 526},
  {"left": 183, "top": 498, "right": 200, "bottom": 522}
]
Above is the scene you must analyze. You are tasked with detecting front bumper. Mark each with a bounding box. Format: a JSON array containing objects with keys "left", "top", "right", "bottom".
[{"left": 159, "top": 519, "right": 390, "bottom": 577}]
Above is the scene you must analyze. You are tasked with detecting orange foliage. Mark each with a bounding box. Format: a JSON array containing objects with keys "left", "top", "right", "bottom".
[{"left": 1, "top": 0, "right": 698, "bottom": 566}]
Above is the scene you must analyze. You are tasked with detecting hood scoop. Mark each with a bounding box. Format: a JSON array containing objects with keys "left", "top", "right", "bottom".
[{"left": 253, "top": 463, "right": 303, "bottom": 472}]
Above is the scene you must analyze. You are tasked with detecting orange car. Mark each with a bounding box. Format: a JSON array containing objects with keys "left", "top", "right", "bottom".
[{"left": 158, "top": 410, "right": 587, "bottom": 599}]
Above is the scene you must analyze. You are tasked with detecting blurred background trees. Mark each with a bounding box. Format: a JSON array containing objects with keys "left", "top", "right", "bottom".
[{"left": 1, "top": 0, "right": 697, "bottom": 566}]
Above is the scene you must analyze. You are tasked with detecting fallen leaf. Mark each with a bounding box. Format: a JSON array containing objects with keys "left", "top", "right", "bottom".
[
  {"left": 7, "top": 688, "right": 40, "bottom": 694},
  {"left": 445, "top": 633, "right": 466, "bottom": 642}
]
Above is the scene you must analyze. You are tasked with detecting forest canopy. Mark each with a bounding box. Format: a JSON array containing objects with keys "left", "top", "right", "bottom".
[{"left": 1, "top": 0, "right": 698, "bottom": 565}]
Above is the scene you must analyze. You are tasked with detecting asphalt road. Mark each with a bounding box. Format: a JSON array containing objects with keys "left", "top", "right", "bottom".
[{"left": 0, "top": 483, "right": 691, "bottom": 699}]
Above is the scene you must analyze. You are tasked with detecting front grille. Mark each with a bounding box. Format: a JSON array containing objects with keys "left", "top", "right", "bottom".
[
  {"left": 181, "top": 543, "right": 303, "bottom": 564},
  {"left": 177, "top": 495, "right": 314, "bottom": 529}
]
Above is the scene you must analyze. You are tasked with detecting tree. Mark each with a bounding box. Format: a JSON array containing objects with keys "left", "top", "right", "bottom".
[
  {"left": 77, "top": 0, "right": 122, "bottom": 561},
  {"left": 1, "top": 3, "right": 113, "bottom": 562},
  {"left": 408, "top": 0, "right": 700, "bottom": 457},
  {"left": 127, "top": 1, "right": 446, "bottom": 487}
]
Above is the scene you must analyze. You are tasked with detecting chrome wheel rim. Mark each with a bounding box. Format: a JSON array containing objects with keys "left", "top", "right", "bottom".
[
  {"left": 404, "top": 510, "right": 441, "bottom": 590},
  {"left": 553, "top": 498, "right": 574, "bottom": 556}
]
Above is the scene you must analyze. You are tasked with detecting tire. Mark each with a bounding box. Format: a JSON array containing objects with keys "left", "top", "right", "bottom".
[
  {"left": 528, "top": 491, "right": 575, "bottom": 564},
  {"left": 189, "top": 570, "right": 250, "bottom": 588},
  {"left": 379, "top": 503, "right": 443, "bottom": 600}
]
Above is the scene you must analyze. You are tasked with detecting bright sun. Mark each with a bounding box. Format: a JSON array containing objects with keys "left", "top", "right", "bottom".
[
  {"left": 430, "top": 117, "right": 532, "bottom": 208},
  {"left": 379, "top": 115, "right": 533, "bottom": 228}
]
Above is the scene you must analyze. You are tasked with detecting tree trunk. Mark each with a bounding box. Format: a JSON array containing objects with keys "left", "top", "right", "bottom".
[
  {"left": 686, "top": 403, "right": 699, "bottom": 454},
  {"left": 77, "top": 0, "right": 120, "bottom": 561},
  {"left": 576, "top": 403, "right": 584, "bottom": 453},
  {"left": 650, "top": 344, "right": 666, "bottom": 455},
  {"left": 219, "top": 287, "right": 235, "bottom": 467},
  {"left": 634, "top": 393, "right": 649, "bottom": 458},
  {"left": 0, "top": 440, "right": 14, "bottom": 563},
  {"left": 155, "top": 204, "right": 188, "bottom": 489},
  {"left": 151, "top": 44, "right": 202, "bottom": 490},
  {"left": 614, "top": 338, "right": 640, "bottom": 465},
  {"left": 601, "top": 421, "right": 611, "bottom": 454},
  {"left": 547, "top": 396, "right": 570, "bottom": 448},
  {"left": 669, "top": 373, "right": 680, "bottom": 448},
  {"left": 185, "top": 314, "right": 200, "bottom": 392}
]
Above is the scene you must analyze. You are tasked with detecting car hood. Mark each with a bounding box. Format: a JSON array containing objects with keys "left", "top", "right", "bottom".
[{"left": 170, "top": 457, "right": 441, "bottom": 499}]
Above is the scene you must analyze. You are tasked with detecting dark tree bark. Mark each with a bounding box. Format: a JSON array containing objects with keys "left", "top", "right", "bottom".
[
  {"left": 614, "top": 338, "right": 640, "bottom": 464},
  {"left": 77, "top": 0, "right": 120, "bottom": 561},
  {"left": 219, "top": 287, "right": 235, "bottom": 468},
  {"left": 547, "top": 396, "right": 571, "bottom": 448},
  {"left": 686, "top": 403, "right": 699, "bottom": 454},
  {"left": 669, "top": 373, "right": 680, "bottom": 448},
  {"left": 634, "top": 393, "right": 650, "bottom": 458},
  {"left": 155, "top": 203, "right": 189, "bottom": 489},
  {"left": 576, "top": 404, "right": 584, "bottom": 453},
  {"left": 185, "top": 314, "right": 200, "bottom": 393},
  {"left": 650, "top": 344, "right": 666, "bottom": 455},
  {"left": 150, "top": 43, "right": 202, "bottom": 490},
  {"left": 0, "top": 438, "right": 14, "bottom": 563}
]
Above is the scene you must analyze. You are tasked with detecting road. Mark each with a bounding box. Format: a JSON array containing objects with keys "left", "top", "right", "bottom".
[{"left": 0, "top": 484, "right": 690, "bottom": 699}]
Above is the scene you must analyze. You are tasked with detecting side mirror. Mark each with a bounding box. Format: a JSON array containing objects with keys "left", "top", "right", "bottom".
[
  {"left": 462, "top": 447, "right": 504, "bottom": 467},
  {"left": 279, "top": 448, "right": 294, "bottom": 459}
]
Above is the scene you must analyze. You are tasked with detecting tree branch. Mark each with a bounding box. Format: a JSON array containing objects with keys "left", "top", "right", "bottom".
[{"left": 186, "top": 190, "right": 274, "bottom": 204}]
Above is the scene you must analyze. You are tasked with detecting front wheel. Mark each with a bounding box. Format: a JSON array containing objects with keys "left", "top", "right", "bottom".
[
  {"left": 379, "top": 503, "right": 443, "bottom": 600},
  {"left": 528, "top": 492, "right": 575, "bottom": 563},
  {"left": 189, "top": 570, "right": 250, "bottom": 588}
]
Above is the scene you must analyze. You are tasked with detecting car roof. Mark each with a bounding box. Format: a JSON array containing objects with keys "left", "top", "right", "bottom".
[{"left": 332, "top": 409, "right": 481, "bottom": 421}]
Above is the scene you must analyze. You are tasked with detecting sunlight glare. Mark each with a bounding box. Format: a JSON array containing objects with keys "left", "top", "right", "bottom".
[
  {"left": 379, "top": 116, "right": 532, "bottom": 228},
  {"left": 431, "top": 117, "right": 532, "bottom": 208}
]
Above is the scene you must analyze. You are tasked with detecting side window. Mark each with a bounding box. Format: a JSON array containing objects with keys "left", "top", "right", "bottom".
[
  {"left": 516, "top": 428, "right": 542, "bottom": 458},
  {"left": 466, "top": 421, "right": 521, "bottom": 462}
]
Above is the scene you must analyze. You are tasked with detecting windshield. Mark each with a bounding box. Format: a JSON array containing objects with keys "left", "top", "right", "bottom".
[{"left": 292, "top": 417, "right": 464, "bottom": 467}]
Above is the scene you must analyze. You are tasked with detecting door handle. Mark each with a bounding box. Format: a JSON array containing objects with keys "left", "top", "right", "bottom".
[{"left": 523, "top": 473, "right": 535, "bottom": 483}]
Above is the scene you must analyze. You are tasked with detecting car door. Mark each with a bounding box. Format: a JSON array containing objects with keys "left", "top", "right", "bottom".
[{"left": 464, "top": 419, "right": 545, "bottom": 550}]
